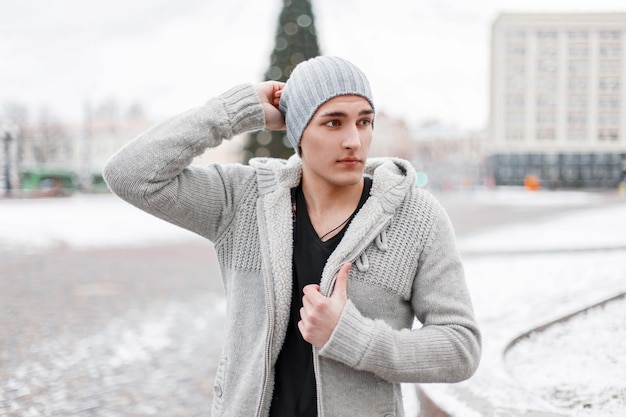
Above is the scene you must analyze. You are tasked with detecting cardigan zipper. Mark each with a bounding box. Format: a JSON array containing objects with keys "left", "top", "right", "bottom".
[
  {"left": 256, "top": 266, "right": 275, "bottom": 417},
  {"left": 255, "top": 196, "right": 279, "bottom": 417}
]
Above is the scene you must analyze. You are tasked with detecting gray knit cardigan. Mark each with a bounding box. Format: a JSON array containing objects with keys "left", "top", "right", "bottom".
[{"left": 102, "top": 84, "right": 481, "bottom": 417}]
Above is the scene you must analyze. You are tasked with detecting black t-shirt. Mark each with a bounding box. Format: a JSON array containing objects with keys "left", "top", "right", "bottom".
[{"left": 269, "top": 178, "right": 372, "bottom": 417}]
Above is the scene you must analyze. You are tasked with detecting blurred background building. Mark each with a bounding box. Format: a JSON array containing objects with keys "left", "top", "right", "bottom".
[
  {"left": 487, "top": 13, "right": 626, "bottom": 188},
  {"left": 1, "top": 102, "right": 150, "bottom": 197},
  {"left": 4, "top": 8, "right": 626, "bottom": 196},
  {"left": 409, "top": 120, "right": 485, "bottom": 191}
]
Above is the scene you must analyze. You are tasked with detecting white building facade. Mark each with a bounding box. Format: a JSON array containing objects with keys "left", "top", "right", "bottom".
[{"left": 488, "top": 13, "right": 626, "bottom": 187}]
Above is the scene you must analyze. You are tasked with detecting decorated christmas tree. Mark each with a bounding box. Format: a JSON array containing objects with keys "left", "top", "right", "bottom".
[{"left": 243, "top": 0, "right": 321, "bottom": 162}]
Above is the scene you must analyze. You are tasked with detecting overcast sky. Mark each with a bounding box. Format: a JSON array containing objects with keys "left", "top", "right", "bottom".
[{"left": 1, "top": 0, "right": 624, "bottom": 131}]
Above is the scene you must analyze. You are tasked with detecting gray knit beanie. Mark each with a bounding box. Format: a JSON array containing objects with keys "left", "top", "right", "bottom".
[{"left": 279, "top": 56, "right": 374, "bottom": 154}]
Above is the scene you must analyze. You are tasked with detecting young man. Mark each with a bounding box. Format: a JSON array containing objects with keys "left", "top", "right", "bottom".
[{"left": 103, "top": 56, "right": 481, "bottom": 417}]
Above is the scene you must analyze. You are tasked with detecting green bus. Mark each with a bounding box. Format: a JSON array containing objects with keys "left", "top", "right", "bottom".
[{"left": 19, "top": 168, "right": 77, "bottom": 196}]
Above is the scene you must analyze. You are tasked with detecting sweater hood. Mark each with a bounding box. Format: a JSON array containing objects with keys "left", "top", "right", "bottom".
[{"left": 249, "top": 155, "right": 418, "bottom": 296}]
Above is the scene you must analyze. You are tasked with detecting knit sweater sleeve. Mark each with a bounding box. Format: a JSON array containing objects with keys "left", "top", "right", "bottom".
[
  {"left": 102, "top": 84, "right": 265, "bottom": 241},
  {"left": 318, "top": 199, "right": 481, "bottom": 383}
]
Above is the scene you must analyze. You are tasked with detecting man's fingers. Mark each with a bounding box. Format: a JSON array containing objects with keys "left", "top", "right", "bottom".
[
  {"left": 272, "top": 85, "right": 284, "bottom": 107},
  {"left": 331, "top": 263, "right": 351, "bottom": 300},
  {"left": 302, "top": 283, "right": 321, "bottom": 298},
  {"left": 298, "top": 266, "right": 350, "bottom": 348}
]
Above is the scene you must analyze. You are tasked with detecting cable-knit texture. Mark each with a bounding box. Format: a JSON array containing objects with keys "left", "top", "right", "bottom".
[{"left": 102, "top": 84, "right": 481, "bottom": 417}]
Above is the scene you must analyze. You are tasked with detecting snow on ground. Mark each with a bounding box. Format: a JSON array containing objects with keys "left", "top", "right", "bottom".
[
  {"left": 0, "top": 194, "right": 206, "bottom": 253},
  {"left": 422, "top": 189, "right": 626, "bottom": 417},
  {"left": 2, "top": 188, "right": 626, "bottom": 416},
  {"left": 456, "top": 188, "right": 626, "bottom": 253},
  {"left": 506, "top": 294, "right": 626, "bottom": 415},
  {"left": 443, "top": 250, "right": 626, "bottom": 416}
]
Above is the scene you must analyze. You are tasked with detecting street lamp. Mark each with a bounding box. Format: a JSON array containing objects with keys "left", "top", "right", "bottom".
[{"left": 2, "top": 120, "right": 20, "bottom": 197}]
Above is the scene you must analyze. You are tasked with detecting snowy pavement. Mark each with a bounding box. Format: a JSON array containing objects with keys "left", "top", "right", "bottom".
[
  {"left": 0, "top": 194, "right": 207, "bottom": 253},
  {"left": 1, "top": 189, "right": 625, "bottom": 416},
  {"left": 425, "top": 189, "right": 626, "bottom": 417}
]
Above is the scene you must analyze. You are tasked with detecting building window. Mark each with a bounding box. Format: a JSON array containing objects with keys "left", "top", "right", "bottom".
[
  {"left": 598, "top": 113, "right": 619, "bottom": 126},
  {"left": 507, "top": 45, "right": 526, "bottom": 56},
  {"left": 506, "top": 78, "right": 525, "bottom": 90},
  {"left": 598, "top": 78, "right": 620, "bottom": 91},
  {"left": 599, "top": 30, "right": 621, "bottom": 40},
  {"left": 506, "top": 94, "right": 525, "bottom": 106},
  {"left": 537, "top": 95, "right": 557, "bottom": 107},
  {"left": 505, "top": 129, "right": 524, "bottom": 141},
  {"left": 537, "top": 112, "right": 556, "bottom": 123},
  {"left": 599, "top": 44, "right": 621, "bottom": 57},
  {"left": 538, "top": 30, "right": 558, "bottom": 39},
  {"left": 568, "top": 60, "right": 588, "bottom": 74},
  {"left": 568, "top": 30, "right": 589, "bottom": 39},
  {"left": 568, "top": 45, "right": 589, "bottom": 57},
  {"left": 567, "top": 95, "right": 588, "bottom": 108},
  {"left": 506, "top": 63, "right": 526, "bottom": 73},
  {"left": 568, "top": 112, "right": 587, "bottom": 124},
  {"left": 506, "top": 30, "right": 527, "bottom": 39},
  {"left": 537, "top": 77, "right": 557, "bottom": 90},
  {"left": 506, "top": 112, "right": 525, "bottom": 123},
  {"left": 568, "top": 129, "right": 587, "bottom": 141},
  {"left": 598, "top": 129, "right": 619, "bottom": 141},
  {"left": 537, "top": 59, "right": 557, "bottom": 72},
  {"left": 537, "top": 128, "right": 555, "bottom": 140},
  {"left": 598, "top": 95, "right": 620, "bottom": 109},
  {"left": 599, "top": 60, "right": 621, "bottom": 75},
  {"left": 568, "top": 77, "right": 588, "bottom": 90}
]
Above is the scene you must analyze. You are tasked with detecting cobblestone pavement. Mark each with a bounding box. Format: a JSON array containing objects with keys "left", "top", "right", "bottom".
[{"left": 1, "top": 244, "right": 225, "bottom": 416}]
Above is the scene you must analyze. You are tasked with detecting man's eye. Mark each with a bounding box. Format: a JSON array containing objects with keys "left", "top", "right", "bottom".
[
  {"left": 359, "top": 119, "right": 372, "bottom": 126},
  {"left": 325, "top": 120, "right": 340, "bottom": 127}
]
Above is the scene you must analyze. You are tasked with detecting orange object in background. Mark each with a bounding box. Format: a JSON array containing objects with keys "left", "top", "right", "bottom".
[{"left": 524, "top": 174, "right": 541, "bottom": 191}]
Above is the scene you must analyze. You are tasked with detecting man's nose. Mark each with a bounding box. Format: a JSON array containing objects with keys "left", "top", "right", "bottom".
[{"left": 342, "top": 125, "right": 361, "bottom": 148}]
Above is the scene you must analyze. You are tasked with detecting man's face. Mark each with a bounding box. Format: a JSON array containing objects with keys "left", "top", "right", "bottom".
[{"left": 299, "top": 95, "right": 374, "bottom": 189}]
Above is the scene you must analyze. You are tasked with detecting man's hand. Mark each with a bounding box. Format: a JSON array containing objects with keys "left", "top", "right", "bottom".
[
  {"left": 253, "top": 81, "right": 286, "bottom": 131},
  {"left": 299, "top": 263, "right": 351, "bottom": 348}
]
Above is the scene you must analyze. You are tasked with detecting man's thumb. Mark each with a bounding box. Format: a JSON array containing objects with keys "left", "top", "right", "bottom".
[{"left": 332, "top": 263, "right": 351, "bottom": 299}]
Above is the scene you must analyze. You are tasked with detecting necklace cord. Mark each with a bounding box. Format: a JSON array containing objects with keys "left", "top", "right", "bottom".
[{"left": 320, "top": 215, "right": 352, "bottom": 240}]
